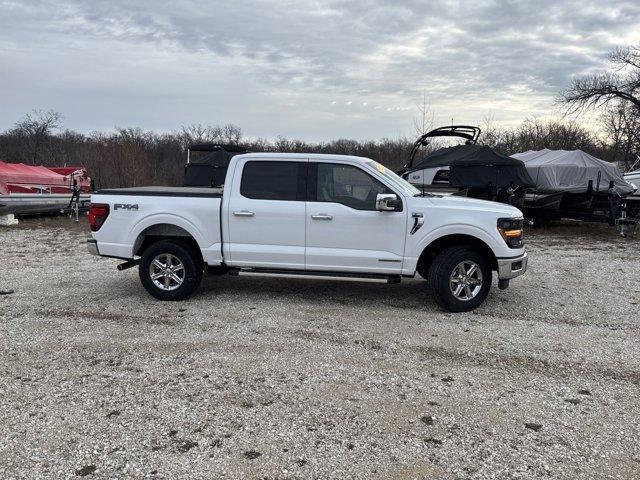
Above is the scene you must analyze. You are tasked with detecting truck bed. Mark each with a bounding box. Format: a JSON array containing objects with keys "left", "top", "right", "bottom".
[
  {"left": 95, "top": 186, "right": 223, "bottom": 197},
  {"left": 91, "top": 186, "right": 223, "bottom": 264}
]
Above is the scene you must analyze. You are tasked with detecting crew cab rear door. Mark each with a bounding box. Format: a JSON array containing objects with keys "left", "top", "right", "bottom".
[
  {"left": 305, "top": 161, "right": 407, "bottom": 274},
  {"left": 225, "top": 157, "right": 308, "bottom": 269}
]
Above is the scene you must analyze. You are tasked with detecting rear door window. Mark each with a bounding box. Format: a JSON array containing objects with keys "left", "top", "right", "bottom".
[{"left": 240, "top": 161, "right": 306, "bottom": 201}]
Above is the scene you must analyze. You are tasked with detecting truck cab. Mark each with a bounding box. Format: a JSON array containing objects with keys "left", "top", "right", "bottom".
[{"left": 88, "top": 153, "right": 527, "bottom": 312}]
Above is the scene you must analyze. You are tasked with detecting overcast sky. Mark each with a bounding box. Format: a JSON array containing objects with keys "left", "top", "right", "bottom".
[{"left": 1, "top": 0, "right": 639, "bottom": 140}]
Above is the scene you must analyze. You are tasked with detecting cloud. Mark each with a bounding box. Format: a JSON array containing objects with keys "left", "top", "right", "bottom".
[{"left": 0, "top": 0, "right": 638, "bottom": 140}]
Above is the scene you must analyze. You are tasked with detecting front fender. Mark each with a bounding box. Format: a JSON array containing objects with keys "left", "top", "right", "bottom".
[
  {"left": 402, "top": 223, "right": 505, "bottom": 275},
  {"left": 416, "top": 223, "right": 503, "bottom": 254}
]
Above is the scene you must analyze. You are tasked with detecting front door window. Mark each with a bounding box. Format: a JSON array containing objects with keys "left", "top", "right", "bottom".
[{"left": 315, "top": 163, "right": 394, "bottom": 210}]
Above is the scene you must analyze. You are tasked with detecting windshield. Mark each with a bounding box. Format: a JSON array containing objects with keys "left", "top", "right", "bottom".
[{"left": 365, "top": 160, "right": 421, "bottom": 196}]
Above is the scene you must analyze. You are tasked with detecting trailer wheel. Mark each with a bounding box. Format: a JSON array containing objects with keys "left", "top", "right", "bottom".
[
  {"left": 428, "top": 246, "right": 491, "bottom": 312},
  {"left": 139, "top": 239, "right": 203, "bottom": 301}
]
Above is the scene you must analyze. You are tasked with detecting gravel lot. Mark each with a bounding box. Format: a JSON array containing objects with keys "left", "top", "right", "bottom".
[{"left": 1, "top": 217, "right": 639, "bottom": 479}]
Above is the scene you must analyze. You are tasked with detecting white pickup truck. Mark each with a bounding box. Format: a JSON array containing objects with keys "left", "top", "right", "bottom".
[{"left": 87, "top": 153, "right": 527, "bottom": 311}]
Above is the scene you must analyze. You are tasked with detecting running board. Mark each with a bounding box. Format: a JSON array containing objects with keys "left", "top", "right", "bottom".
[{"left": 231, "top": 268, "right": 401, "bottom": 284}]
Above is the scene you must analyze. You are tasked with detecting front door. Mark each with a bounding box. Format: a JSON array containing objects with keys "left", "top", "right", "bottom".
[
  {"left": 305, "top": 162, "right": 408, "bottom": 274},
  {"left": 226, "top": 158, "right": 307, "bottom": 269}
]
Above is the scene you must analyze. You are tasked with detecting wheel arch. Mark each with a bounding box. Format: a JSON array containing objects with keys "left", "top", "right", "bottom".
[
  {"left": 416, "top": 234, "right": 498, "bottom": 277},
  {"left": 133, "top": 223, "right": 203, "bottom": 265}
]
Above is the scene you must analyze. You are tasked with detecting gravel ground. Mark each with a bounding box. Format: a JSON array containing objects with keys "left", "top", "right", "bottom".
[{"left": 0, "top": 217, "right": 639, "bottom": 479}]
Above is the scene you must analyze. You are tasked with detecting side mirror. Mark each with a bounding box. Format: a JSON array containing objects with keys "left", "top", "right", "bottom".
[{"left": 376, "top": 193, "right": 400, "bottom": 211}]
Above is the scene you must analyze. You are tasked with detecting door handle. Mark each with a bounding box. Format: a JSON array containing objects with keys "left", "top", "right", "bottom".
[
  {"left": 233, "top": 210, "right": 255, "bottom": 217},
  {"left": 311, "top": 214, "right": 333, "bottom": 220}
]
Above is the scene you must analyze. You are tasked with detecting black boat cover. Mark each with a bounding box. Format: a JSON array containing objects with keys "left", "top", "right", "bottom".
[{"left": 410, "top": 144, "right": 535, "bottom": 189}]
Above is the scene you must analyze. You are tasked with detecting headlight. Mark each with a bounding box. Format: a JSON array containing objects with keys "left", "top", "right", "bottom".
[{"left": 497, "top": 217, "right": 524, "bottom": 248}]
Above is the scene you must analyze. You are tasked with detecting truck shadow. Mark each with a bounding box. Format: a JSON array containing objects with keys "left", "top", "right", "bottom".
[{"left": 197, "top": 274, "right": 440, "bottom": 311}]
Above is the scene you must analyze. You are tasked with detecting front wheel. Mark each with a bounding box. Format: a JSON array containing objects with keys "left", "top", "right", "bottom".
[
  {"left": 427, "top": 246, "right": 492, "bottom": 312},
  {"left": 139, "top": 240, "right": 203, "bottom": 301}
]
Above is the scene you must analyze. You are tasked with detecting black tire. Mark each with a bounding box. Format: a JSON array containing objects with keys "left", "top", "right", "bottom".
[
  {"left": 139, "top": 239, "right": 203, "bottom": 301},
  {"left": 427, "top": 246, "right": 492, "bottom": 312}
]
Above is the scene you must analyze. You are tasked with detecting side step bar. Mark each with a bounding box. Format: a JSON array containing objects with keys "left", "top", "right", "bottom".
[{"left": 231, "top": 268, "right": 401, "bottom": 284}]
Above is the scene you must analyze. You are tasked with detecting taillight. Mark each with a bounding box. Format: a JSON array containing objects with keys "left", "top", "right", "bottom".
[
  {"left": 497, "top": 217, "right": 524, "bottom": 248},
  {"left": 89, "top": 203, "right": 110, "bottom": 231}
]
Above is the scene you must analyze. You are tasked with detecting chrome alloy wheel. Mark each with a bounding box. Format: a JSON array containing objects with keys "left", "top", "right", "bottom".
[
  {"left": 149, "top": 253, "right": 185, "bottom": 291},
  {"left": 449, "top": 261, "right": 483, "bottom": 301}
]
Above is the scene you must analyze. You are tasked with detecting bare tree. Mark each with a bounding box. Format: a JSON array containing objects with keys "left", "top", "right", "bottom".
[
  {"left": 601, "top": 101, "right": 640, "bottom": 170},
  {"left": 11, "top": 109, "right": 63, "bottom": 164},
  {"left": 0, "top": 110, "right": 622, "bottom": 188},
  {"left": 413, "top": 92, "right": 435, "bottom": 136},
  {"left": 178, "top": 123, "right": 242, "bottom": 148},
  {"left": 479, "top": 115, "right": 502, "bottom": 148},
  {"left": 476, "top": 117, "right": 600, "bottom": 157},
  {"left": 560, "top": 44, "right": 640, "bottom": 113},
  {"left": 221, "top": 124, "right": 242, "bottom": 144},
  {"left": 179, "top": 124, "right": 220, "bottom": 147}
]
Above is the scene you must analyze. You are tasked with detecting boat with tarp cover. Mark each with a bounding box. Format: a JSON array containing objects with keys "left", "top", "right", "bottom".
[
  {"left": 0, "top": 160, "right": 91, "bottom": 216},
  {"left": 512, "top": 149, "right": 637, "bottom": 228},
  {"left": 398, "top": 126, "right": 535, "bottom": 207}
]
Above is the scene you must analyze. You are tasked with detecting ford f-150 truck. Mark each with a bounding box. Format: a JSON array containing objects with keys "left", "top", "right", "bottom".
[{"left": 87, "top": 153, "right": 527, "bottom": 312}]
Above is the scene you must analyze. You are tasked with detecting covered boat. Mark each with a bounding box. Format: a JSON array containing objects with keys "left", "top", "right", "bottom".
[
  {"left": 624, "top": 169, "right": 640, "bottom": 202},
  {"left": 400, "top": 126, "right": 535, "bottom": 206},
  {"left": 511, "top": 149, "right": 636, "bottom": 226},
  {"left": 623, "top": 169, "right": 640, "bottom": 220},
  {"left": 512, "top": 149, "right": 634, "bottom": 195},
  {"left": 0, "top": 160, "right": 91, "bottom": 216},
  {"left": 625, "top": 169, "right": 640, "bottom": 189},
  {"left": 414, "top": 144, "right": 535, "bottom": 190}
]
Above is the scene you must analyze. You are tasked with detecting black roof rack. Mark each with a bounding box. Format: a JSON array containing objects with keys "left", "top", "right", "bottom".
[{"left": 188, "top": 143, "right": 248, "bottom": 153}]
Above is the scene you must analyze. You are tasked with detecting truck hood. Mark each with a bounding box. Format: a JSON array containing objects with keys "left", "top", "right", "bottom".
[{"left": 409, "top": 194, "right": 523, "bottom": 217}]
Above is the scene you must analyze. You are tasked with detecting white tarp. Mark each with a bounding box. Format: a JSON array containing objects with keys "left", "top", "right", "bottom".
[{"left": 512, "top": 149, "right": 635, "bottom": 195}]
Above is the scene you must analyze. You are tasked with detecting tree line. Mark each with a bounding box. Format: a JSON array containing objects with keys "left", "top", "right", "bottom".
[{"left": 1, "top": 44, "right": 638, "bottom": 189}]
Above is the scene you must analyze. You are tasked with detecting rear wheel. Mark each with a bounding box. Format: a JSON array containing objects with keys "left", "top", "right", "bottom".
[
  {"left": 427, "top": 246, "right": 491, "bottom": 312},
  {"left": 139, "top": 240, "right": 203, "bottom": 301}
]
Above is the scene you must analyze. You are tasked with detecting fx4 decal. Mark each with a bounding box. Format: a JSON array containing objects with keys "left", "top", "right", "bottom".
[{"left": 114, "top": 203, "right": 139, "bottom": 211}]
